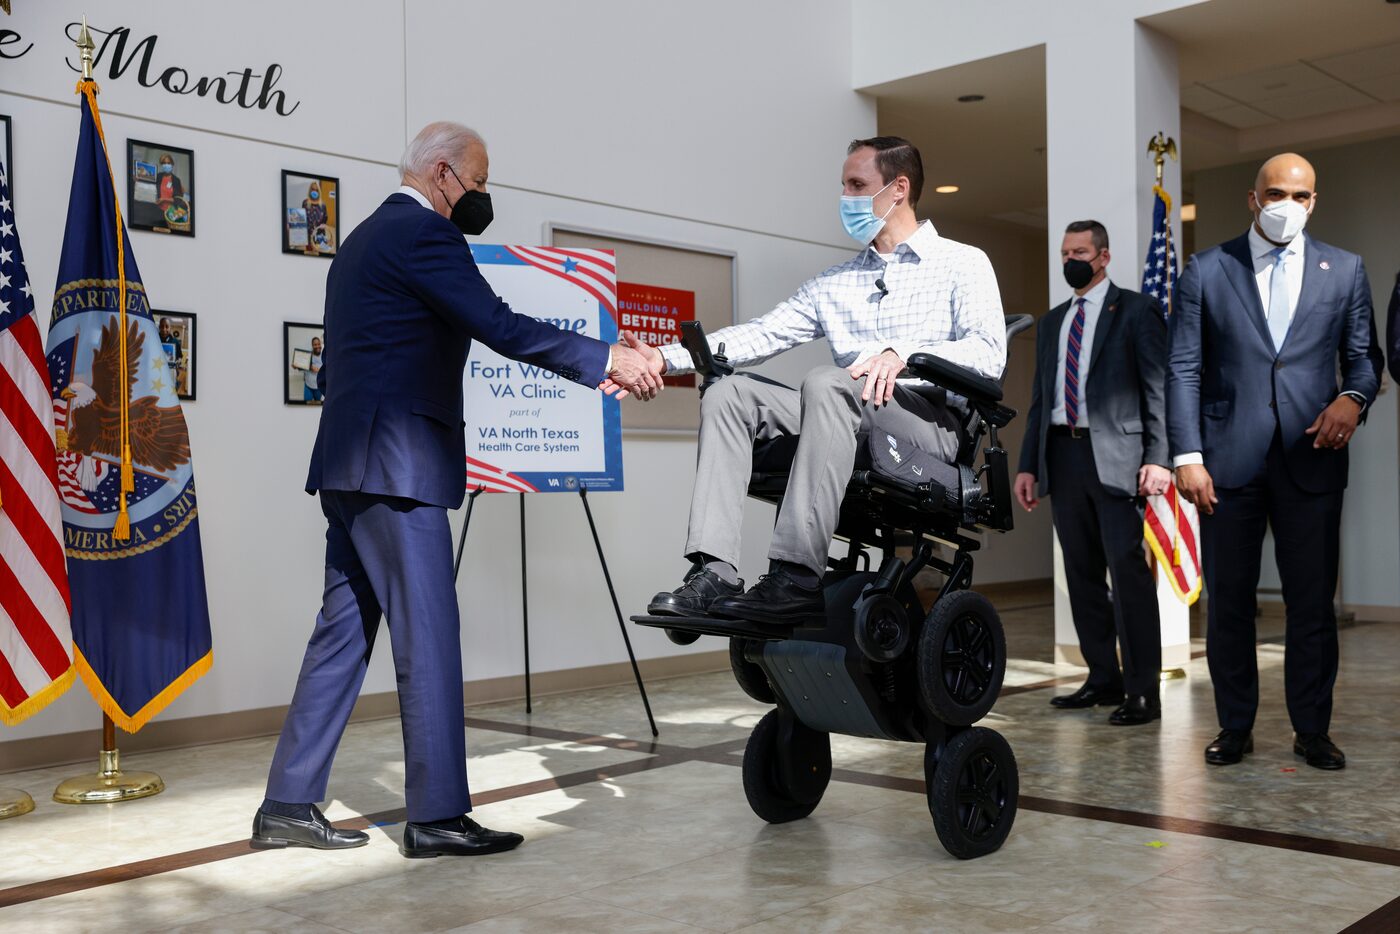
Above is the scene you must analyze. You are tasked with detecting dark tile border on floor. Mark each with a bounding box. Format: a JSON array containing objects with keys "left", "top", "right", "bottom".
[{"left": 4, "top": 674, "right": 1398, "bottom": 934}]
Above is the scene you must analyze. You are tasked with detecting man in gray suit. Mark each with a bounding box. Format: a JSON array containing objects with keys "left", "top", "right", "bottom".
[{"left": 1015, "top": 220, "right": 1171, "bottom": 726}]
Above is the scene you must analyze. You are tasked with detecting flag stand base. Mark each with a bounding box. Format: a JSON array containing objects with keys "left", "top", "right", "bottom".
[
  {"left": 0, "top": 788, "right": 36, "bottom": 820},
  {"left": 53, "top": 716, "right": 164, "bottom": 805},
  {"left": 1159, "top": 668, "right": 1187, "bottom": 681}
]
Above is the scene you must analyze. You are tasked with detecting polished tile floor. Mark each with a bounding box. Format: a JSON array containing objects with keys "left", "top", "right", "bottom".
[{"left": 2, "top": 597, "right": 1398, "bottom": 933}]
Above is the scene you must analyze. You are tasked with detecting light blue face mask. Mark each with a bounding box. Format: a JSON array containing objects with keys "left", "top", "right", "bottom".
[{"left": 840, "top": 179, "right": 897, "bottom": 244}]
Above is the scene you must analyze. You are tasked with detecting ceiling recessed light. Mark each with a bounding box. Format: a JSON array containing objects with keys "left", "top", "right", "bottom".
[
  {"left": 935, "top": 185, "right": 960, "bottom": 194},
  {"left": 957, "top": 94, "right": 985, "bottom": 103}
]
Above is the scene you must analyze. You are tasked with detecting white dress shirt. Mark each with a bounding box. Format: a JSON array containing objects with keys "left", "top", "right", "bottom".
[
  {"left": 1248, "top": 223, "right": 1305, "bottom": 331},
  {"left": 1050, "top": 276, "right": 1111, "bottom": 428},
  {"left": 658, "top": 220, "right": 1007, "bottom": 386},
  {"left": 396, "top": 184, "right": 433, "bottom": 210}
]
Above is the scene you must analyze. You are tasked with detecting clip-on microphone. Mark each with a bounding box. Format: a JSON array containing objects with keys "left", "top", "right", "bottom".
[{"left": 875, "top": 277, "right": 889, "bottom": 300}]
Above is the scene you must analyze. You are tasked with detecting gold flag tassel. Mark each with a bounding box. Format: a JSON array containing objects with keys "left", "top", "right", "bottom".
[{"left": 76, "top": 21, "right": 134, "bottom": 540}]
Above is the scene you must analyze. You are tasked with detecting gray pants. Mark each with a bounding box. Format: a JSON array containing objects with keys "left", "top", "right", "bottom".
[{"left": 686, "top": 366, "right": 961, "bottom": 574}]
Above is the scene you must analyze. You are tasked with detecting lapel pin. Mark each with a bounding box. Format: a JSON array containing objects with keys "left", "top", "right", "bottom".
[{"left": 1319, "top": 261, "right": 1330, "bottom": 270}]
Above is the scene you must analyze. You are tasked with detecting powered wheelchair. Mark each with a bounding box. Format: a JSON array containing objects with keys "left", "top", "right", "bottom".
[{"left": 632, "top": 315, "right": 1034, "bottom": 860}]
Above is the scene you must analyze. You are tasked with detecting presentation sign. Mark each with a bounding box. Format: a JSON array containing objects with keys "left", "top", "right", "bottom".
[
  {"left": 464, "top": 246, "right": 623, "bottom": 493},
  {"left": 617, "top": 281, "right": 696, "bottom": 388}
]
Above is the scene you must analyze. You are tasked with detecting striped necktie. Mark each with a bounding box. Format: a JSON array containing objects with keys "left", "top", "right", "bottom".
[{"left": 1064, "top": 297, "right": 1086, "bottom": 427}]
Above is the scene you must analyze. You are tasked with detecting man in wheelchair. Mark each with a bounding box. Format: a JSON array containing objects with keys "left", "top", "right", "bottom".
[{"left": 628, "top": 136, "right": 1008, "bottom": 628}]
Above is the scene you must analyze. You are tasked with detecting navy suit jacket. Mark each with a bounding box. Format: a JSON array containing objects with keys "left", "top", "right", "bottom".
[
  {"left": 306, "top": 194, "right": 610, "bottom": 509},
  {"left": 1167, "top": 231, "right": 1383, "bottom": 494},
  {"left": 1019, "top": 283, "right": 1169, "bottom": 498}
]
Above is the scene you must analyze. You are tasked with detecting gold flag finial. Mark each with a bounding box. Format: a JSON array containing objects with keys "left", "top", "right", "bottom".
[
  {"left": 77, "top": 16, "right": 95, "bottom": 79},
  {"left": 1146, "top": 132, "right": 1178, "bottom": 186}
]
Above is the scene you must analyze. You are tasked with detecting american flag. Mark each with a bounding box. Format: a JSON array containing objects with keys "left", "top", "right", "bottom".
[
  {"left": 1141, "top": 183, "right": 1200, "bottom": 605},
  {"left": 0, "top": 155, "right": 75, "bottom": 724},
  {"left": 1141, "top": 185, "right": 1178, "bottom": 318}
]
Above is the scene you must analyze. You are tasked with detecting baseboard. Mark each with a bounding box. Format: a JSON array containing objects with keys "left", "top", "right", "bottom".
[
  {"left": 0, "top": 650, "right": 728, "bottom": 775},
  {"left": 1344, "top": 604, "right": 1400, "bottom": 623}
]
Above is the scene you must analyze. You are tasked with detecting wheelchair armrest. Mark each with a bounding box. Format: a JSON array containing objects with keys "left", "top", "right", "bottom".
[{"left": 905, "top": 353, "right": 1003, "bottom": 404}]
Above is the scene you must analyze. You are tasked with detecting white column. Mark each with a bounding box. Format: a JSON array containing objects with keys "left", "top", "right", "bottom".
[{"left": 1045, "top": 23, "right": 1185, "bottom": 671}]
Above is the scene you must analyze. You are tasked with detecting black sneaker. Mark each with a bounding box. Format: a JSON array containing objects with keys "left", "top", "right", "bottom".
[
  {"left": 708, "top": 568, "right": 824, "bottom": 626},
  {"left": 648, "top": 565, "right": 743, "bottom": 617}
]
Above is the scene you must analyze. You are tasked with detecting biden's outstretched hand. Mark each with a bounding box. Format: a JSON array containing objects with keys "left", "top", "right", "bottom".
[{"left": 601, "top": 331, "right": 666, "bottom": 401}]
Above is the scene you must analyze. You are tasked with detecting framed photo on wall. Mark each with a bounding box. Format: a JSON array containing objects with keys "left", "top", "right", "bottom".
[
  {"left": 154, "top": 310, "right": 196, "bottom": 401},
  {"left": 284, "top": 321, "right": 325, "bottom": 405},
  {"left": 1, "top": 114, "right": 12, "bottom": 200},
  {"left": 282, "top": 170, "right": 338, "bottom": 257},
  {"left": 128, "top": 139, "right": 194, "bottom": 236}
]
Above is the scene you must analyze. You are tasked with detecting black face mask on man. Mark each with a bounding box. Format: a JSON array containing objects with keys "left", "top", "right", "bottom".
[
  {"left": 1062, "top": 257, "right": 1096, "bottom": 290},
  {"left": 444, "top": 165, "right": 494, "bottom": 236}
]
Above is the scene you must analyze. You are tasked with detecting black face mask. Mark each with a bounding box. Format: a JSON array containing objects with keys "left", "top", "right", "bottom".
[
  {"left": 445, "top": 166, "right": 493, "bottom": 236},
  {"left": 1062, "top": 258, "right": 1095, "bottom": 290}
]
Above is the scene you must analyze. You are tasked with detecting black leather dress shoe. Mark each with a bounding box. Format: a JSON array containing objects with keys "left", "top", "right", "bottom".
[
  {"left": 1294, "top": 732, "right": 1346, "bottom": 770},
  {"left": 1048, "top": 684, "right": 1125, "bottom": 709},
  {"left": 251, "top": 805, "right": 369, "bottom": 850},
  {"left": 708, "top": 568, "right": 824, "bottom": 626},
  {"left": 648, "top": 566, "right": 743, "bottom": 617},
  {"left": 1204, "top": 729, "right": 1253, "bottom": 765},
  {"left": 401, "top": 816, "right": 524, "bottom": 858},
  {"left": 1108, "top": 694, "right": 1161, "bottom": 726}
]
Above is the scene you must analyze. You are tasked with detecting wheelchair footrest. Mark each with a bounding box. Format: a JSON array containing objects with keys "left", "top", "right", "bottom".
[{"left": 630, "top": 614, "right": 805, "bottom": 642}]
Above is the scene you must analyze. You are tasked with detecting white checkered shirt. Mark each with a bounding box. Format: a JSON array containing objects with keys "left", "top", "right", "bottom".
[{"left": 659, "top": 221, "right": 1007, "bottom": 385}]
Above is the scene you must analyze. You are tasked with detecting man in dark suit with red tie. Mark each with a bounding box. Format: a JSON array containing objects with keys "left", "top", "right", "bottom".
[
  {"left": 1015, "top": 220, "right": 1171, "bottom": 727},
  {"left": 1169, "top": 153, "right": 1383, "bottom": 770}
]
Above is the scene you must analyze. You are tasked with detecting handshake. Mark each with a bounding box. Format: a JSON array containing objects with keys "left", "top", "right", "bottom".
[{"left": 600, "top": 331, "right": 668, "bottom": 401}]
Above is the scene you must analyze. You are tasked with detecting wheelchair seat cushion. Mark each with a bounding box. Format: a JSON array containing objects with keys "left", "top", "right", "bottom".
[{"left": 865, "top": 428, "right": 962, "bottom": 494}]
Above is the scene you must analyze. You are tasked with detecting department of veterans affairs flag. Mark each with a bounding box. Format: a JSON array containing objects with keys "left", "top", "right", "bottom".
[
  {"left": 1140, "top": 183, "right": 1200, "bottom": 604},
  {"left": 0, "top": 151, "right": 76, "bottom": 724},
  {"left": 43, "top": 79, "right": 212, "bottom": 732}
]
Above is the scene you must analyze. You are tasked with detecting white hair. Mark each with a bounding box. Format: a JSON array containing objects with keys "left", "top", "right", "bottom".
[{"left": 398, "top": 121, "right": 485, "bottom": 180}]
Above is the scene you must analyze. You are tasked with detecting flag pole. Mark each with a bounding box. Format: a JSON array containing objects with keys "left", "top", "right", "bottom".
[
  {"left": 1147, "top": 130, "right": 1187, "bottom": 682},
  {"left": 51, "top": 19, "right": 164, "bottom": 807},
  {"left": 0, "top": 788, "right": 35, "bottom": 820}
]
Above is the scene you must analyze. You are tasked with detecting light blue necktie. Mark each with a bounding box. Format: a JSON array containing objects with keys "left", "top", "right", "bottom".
[{"left": 1267, "top": 246, "right": 1292, "bottom": 351}]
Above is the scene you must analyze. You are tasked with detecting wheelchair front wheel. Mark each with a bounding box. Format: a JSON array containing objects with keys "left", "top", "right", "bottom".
[
  {"left": 729, "top": 638, "right": 777, "bottom": 704},
  {"left": 917, "top": 590, "right": 1006, "bottom": 727},
  {"left": 665, "top": 628, "right": 702, "bottom": 646},
  {"left": 742, "top": 709, "right": 830, "bottom": 824},
  {"left": 926, "top": 726, "right": 1018, "bottom": 859}
]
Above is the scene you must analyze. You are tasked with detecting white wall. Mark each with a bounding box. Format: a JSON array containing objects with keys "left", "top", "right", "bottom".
[
  {"left": 1192, "top": 136, "right": 1400, "bottom": 612},
  {"left": 1, "top": 0, "right": 873, "bottom": 742}
]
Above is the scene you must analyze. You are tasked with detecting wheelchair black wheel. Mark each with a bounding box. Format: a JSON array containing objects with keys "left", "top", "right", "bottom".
[
  {"left": 917, "top": 590, "right": 1006, "bottom": 727},
  {"left": 665, "top": 628, "right": 702, "bottom": 646},
  {"left": 729, "top": 638, "right": 777, "bottom": 705},
  {"left": 742, "top": 709, "right": 830, "bottom": 824},
  {"left": 926, "top": 727, "right": 1018, "bottom": 859}
]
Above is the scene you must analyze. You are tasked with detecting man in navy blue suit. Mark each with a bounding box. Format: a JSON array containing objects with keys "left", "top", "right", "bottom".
[
  {"left": 253, "top": 122, "right": 661, "bottom": 857},
  {"left": 1168, "top": 153, "right": 1382, "bottom": 771},
  {"left": 1387, "top": 270, "right": 1399, "bottom": 381}
]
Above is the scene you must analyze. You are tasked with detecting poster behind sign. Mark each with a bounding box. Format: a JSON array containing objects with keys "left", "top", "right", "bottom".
[
  {"left": 464, "top": 246, "right": 622, "bottom": 493},
  {"left": 617, "top": 282, "right": 696, "bottom": 389}
]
